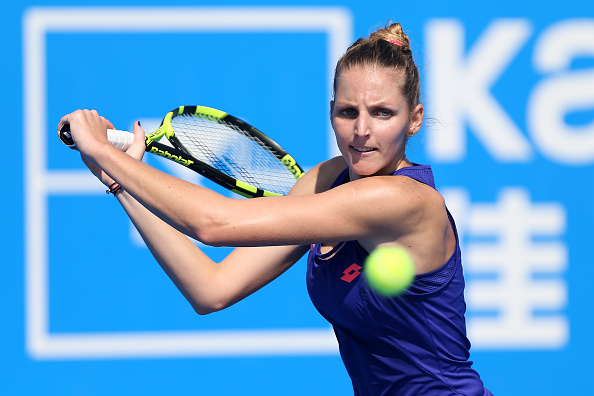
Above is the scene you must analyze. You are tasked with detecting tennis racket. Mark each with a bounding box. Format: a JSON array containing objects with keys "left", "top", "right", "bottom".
[{"left": 59, "top": 105, "right": 304, "bottom": 197}]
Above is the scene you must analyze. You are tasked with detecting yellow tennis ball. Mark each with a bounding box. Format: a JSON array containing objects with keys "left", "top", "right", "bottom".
[{"left": 364, "top": 246, "right": 415, "bottom": 296}]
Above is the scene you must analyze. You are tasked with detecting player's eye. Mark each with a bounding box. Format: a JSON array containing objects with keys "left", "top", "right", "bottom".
[{"left": 339, "top": 108, "right": 357, "bottom": 117}]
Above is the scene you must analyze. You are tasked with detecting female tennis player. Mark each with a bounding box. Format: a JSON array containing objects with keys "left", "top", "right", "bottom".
[{"left": 58, "top": 22, "right": 492, "bottom": 395}]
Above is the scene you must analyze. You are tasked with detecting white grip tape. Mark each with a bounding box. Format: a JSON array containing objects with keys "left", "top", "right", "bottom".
[{"left": 106, "top": 129, "right": 134, "bottom": 151}]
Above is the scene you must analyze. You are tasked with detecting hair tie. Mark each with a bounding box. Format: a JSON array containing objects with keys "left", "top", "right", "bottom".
[{"left": 106, "top": 182, "right": 122, "bottom": 196}]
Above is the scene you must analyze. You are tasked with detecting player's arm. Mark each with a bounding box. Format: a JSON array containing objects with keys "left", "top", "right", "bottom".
[
  {"left": 117, "top": 189, "right": 309, "bottom": 314},
  {"left": 64, "top": 111, "right": 443, "bottom": 273},
  {"left": 184, "top": 170, "right": 453, "bottom": 274},
  {"left": 86, "top": 130, "right": 425, "bottom": 251},
  {"left": 70, "top": 115, "right": 312, "bottom": 314},
  {"left": 114, "top": 159, "right": 337, "bottom": 313},
  {"left": 59, "top": 111, "right": 358, "bottom": 249},
  {"left": 112, "top": 155, "right": 341, "bottom": 314}
]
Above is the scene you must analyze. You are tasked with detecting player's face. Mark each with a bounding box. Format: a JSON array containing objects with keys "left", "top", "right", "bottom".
[{"left": 331, "top": 64, "right": 423, "bottom": 180}]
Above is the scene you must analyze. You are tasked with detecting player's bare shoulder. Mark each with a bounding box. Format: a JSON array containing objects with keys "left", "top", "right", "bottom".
[
  {"left": 289, "top": 156, "right": 347, "bottom": 196},
  {"left": 348, "top": 173, "right": 446, "bottom": 225},
  {"left": 390, "top": 174, "right": 446, "bottom": 217}
]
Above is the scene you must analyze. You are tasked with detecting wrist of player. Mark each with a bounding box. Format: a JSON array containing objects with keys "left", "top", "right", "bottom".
[{"left": 106, "top": 181, "right": 122, "bottom": 196}]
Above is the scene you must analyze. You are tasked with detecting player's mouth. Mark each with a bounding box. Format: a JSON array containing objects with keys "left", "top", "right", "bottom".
[{"left": 351, "top": 145, "right": 376, "bottom": 153}]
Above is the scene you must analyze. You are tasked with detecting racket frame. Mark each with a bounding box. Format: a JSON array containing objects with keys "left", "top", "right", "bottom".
[{"left": 149, "top": 105, "right": 304, "bottom": 197}]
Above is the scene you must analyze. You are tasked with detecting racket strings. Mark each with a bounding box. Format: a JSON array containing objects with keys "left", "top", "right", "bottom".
[{"left": 171, "top": 114, "right": 296, "bottom": 195}]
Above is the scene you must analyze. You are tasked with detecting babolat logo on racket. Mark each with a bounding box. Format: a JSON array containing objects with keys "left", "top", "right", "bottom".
[
  {"left": 148, "top": 146, "right": 195, "bottom": 166},
  {"left": 281, "top": 154, "right": 303, "bottom": 178}
]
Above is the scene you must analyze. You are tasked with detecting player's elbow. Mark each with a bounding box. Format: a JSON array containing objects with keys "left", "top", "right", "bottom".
[
  {"left": 193, "top": 228, "right": 224, "bottom": 247},
  {"left": 193, "top": 222, "right": 241, "bottom": 248},
  {"left": 193, "top": 305, "right": 218, "bottom": 315},
  {"left": 190, "top": 297, "right": 228, "bottom": 315},
  {"left": 186, "top": 284, "right": 235, "bottom": 315},
  {"left": 188, "top": 209, "right": 234, "bottom": 247}
]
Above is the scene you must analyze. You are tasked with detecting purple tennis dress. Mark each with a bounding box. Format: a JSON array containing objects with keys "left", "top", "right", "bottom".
[{"left": 306, "top": 165, "right": 492, "bottom": 395}]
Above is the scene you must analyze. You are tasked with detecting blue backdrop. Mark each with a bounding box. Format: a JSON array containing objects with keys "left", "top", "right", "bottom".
[{"left": 3, "top": 1, "right": 593, "bottom": 395}]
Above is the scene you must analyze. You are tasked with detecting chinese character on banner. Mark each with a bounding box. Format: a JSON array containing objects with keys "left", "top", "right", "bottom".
[{"left": 444, "top": 188, "right": 568, "bottom": 350}]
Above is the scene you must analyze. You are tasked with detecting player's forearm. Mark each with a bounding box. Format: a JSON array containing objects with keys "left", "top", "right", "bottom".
[
  {"left": 92, "top": 145, "right": 224, "bottom": 242},
  {"left": 115, "top": 191, "right": 231, "bottom": 314}
]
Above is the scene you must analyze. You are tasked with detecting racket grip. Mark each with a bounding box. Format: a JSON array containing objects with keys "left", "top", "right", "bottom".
[
  {"left": 106, "top": 129, "right": 134, "bottom": 151},
  {"left": 59, "top": 123, "right": 134, "bottom": 151}
]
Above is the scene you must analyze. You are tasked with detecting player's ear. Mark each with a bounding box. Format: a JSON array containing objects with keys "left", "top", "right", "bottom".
[
  {"left": 329, "top": 100, "right": 335, "bottom": 122},
  {"left": 408, "top": 104, "right": 424, "bottom": 135}
]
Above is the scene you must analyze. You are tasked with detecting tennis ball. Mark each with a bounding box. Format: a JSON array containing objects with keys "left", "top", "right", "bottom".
[{"left": 364, "top": 246, "right": 415, "bottom": 296}]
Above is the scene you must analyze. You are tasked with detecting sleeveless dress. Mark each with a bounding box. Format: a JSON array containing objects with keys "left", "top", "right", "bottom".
[{"left": 306, "top": 165, "right": 492, "bottom": 395}]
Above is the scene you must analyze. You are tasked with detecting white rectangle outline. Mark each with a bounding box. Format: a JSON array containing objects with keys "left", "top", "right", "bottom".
[{"left": 24, "top": 6, "right": 352, "bottom": 360}]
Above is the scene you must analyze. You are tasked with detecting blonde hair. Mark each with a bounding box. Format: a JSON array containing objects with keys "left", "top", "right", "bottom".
[{"left": 333, "top": 22, "right": 421, "bottom": 112}]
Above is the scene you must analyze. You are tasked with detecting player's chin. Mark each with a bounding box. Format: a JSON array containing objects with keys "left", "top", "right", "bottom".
[
  {"left": 341, "top": 148, "right": 382, "bottom": 175},
  {"left": 348, "top": 160, "right": 383, "bottom": 178}
]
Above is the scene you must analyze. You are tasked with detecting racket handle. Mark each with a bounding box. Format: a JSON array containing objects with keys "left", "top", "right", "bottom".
[
  {"left": 59, "top": 123, "right": 134, "bottom": 151},
  {"left": 106, "top": 129, "right": 134, "bottom": 151}
]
